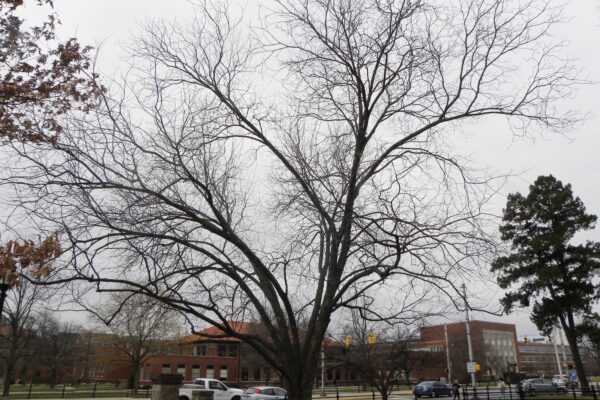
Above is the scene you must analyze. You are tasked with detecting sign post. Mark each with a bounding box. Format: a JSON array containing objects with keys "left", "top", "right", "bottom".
[{"left": 467, "top": 362, "right": 477, "bottom": 373}]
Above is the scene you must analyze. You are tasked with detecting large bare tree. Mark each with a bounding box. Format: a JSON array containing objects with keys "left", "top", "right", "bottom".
[{"left": 1, "top": 1, "right": 581, "bottom": 399}]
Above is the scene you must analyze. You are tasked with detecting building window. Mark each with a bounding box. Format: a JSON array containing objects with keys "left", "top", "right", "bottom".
[
  {"left": 253, "top": 367, "right": 261, "bottom": 381},
  {"left": 327, "top": 368, "right": 333, "bottom": 381},
  {"left": 195, "top": 345, "right": 207, "bottom": 356},
  {"left": 192, "top": 365, "right": 201, "bottom": 380},
  {"left": 162, "top": 364, "right": 171, "bottom": 374},
  {"left": 97, "top": 365, "right": 105, "bottom": 377},
  {"left": 229, "top": 346, "right": 237, "bottom": 358},
  {"left": 241, "top": 367, "right": 248, "bottom": 381},
  {"left": 177, "top": 364, "right": 186, "bottom": 376},
  {"left": 220, "top": 366, "right": 228, "bottom": 380},
  {"left": 206, "top": 365, "right": 214, "bottom": 379},
  {"left": 264, "top": 367, "right": 270, "bottom": 382},
  {"left": 143, "top": 364, "right": 150, "bottom": 380},
  {"left": 218, "top": 346, "right": 226, "bottom": 357}
]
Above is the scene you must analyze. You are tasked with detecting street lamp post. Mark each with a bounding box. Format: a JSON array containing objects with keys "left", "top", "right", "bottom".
[{"left": 0, "top": 272, "right": 10, "bottom": 321}]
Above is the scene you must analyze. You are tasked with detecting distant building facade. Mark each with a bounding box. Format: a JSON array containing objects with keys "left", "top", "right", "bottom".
[
  {"left": 419, "top": 321, "right": 520, "bottom": 382},
  {"left": 16, "top": 320, "right": 600, "bottom": 386}
]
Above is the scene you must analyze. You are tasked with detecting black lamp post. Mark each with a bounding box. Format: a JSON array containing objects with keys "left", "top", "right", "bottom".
[{"left": 0, "top": 272, "right": 10, "bottom": 321}]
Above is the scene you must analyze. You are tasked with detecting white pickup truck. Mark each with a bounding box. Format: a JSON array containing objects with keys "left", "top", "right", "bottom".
[{"left": 179, "top": 379, "right": 244, "bottom": 400}]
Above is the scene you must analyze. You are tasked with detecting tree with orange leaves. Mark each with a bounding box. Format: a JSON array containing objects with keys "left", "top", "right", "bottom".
[
  {"left": 0, "top": 235, "right": 61, "bottom": 314},
  {"left": 0, "top": 235, "right": 60, "bottom": 396},
  {"left": 0, "top": 0, "right": 102, "bottom": 144}
]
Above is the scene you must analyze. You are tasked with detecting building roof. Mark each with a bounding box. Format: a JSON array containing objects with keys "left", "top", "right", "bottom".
[
  {"left": 181, "top": 321, "right": 264, "bottom": 343},
  {"left": 180, "top": 321, "right": 340, "bottom": 346}
]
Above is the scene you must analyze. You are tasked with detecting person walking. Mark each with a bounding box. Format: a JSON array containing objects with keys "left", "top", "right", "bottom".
[
  {"left": 452, "top": 381, "right": 461, "bottom": 400},
  {"left": 499, "top": 378, "right": 507, "bottom": 400}
]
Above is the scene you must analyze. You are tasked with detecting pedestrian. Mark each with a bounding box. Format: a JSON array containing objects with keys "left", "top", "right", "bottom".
[
  {"left": 499, "top": 378, "right": 507, "bottom": 400},
  {"left": 453, "top": 381, "right": 461, "bottom": 400}
]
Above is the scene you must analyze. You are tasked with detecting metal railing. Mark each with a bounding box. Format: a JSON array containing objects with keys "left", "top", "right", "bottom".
[{"left": 457, "top": 383, "right": 600, "bottom": 400}]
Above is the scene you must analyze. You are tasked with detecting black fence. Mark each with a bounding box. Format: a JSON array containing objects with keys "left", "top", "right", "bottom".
[
  {"left": 458, "top": 383, "right": 600, "bottom": 400},
  {"left": 0, "top": 383, "right": 153, "bottom": 399}
]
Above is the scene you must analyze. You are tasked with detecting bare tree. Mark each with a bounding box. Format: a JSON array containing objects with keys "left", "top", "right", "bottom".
[
  {"left": 0, "top": 280, "right": 51, "bottom": 395},
  {"left": 1, "top": 1, "right": 581, "bottom": 399},
  {"left": 332, "top": 316, "right": 426, "bottom": 400},
  {"left": 32, "top": 312, "right": 81, "bottom": 388},
  {"left": 92, "top": 293, "right": 180, "bottom": 394}
]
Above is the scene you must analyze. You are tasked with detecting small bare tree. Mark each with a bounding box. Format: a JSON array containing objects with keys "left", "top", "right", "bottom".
[
  {"left": 0, "top": 280, "right": 52, "bottom": 395},
  {"left": 334, "top": 318, "right": 425, "bottom": 400},
  {"left": 1, "top": 1, "right": 581, "bottom": 399},
  {"left": 92, "top": 293, "right": 180, "bottom": 394},
  {"left": 32, "top": 312, "right": 81, "bottom": 388}
]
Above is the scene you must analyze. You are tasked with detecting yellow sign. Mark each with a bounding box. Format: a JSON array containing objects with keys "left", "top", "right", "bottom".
[
  {"left": 368, "top": 331, "right": 377, "bottom": 345},
  {"left": 345, "top": 335, "right": 351, "bottom": 347}
]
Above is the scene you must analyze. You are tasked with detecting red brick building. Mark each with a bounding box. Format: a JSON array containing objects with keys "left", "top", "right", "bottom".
[
  {"left": 419, "top": 321, "right": 520, "bottom": 382},
  {"left": 23, "top": 320, "right": 599, "bottom": 386}
]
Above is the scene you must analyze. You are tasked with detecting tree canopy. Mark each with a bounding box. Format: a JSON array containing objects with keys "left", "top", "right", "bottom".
[{"left": 492, "top": 175, "right": 600, "bottom": 390}]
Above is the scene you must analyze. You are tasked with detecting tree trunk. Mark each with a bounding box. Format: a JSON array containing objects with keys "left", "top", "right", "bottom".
[
  {"left": 132, "top": 366, "right": 140, "bottom": 395},
  {"left": 2, "top": 343, "right": 17, "bottom": 397},
  {"left": 49, "top": 367, "right": 58, "bottom": 389},
  {"left": 379, "top": 385, "right": 390, "bottom": 400},
  {"left": 2, "top": 361, "right": 13, "bottom": 397},
  {"left": 283, "top": 350, "right": 320, "bottom": 400},
  {"left": 287, "top": 377, "right": 315, "bottom": 400},
  {"left": 562, "top": 315, "right": 590, "bottom": 392}
]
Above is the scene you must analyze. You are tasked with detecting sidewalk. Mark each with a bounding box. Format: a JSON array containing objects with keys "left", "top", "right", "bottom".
[{"left": 4, "top": 392, "right": 416, "bottom": 400}]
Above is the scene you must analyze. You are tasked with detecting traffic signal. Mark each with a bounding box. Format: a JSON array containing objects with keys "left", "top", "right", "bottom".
[
  {"left": 368, "top": 331, "right": 377, "bottom": 345},
  {"left": 548, "top": 336, "right": 553, "bottom": 344},
  {"left": 524, "top": 336, "right": 528, "bottom": 344},
  {"left": 345, "top": 335, "right": 351, "bottom": 347},
  {"left": 476, "top": 364, "right": 481, "bottom": 372}
]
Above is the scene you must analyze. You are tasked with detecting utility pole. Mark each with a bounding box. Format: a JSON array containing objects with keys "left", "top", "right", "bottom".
[
  {"left": 462, "top": 283, "right": 476, "bottom": 387},
  {"left": 559, "top": 329, "right": 568, "bottom": 372},
  {"left": 321, "top": 347, "right": 326, "bottom": 396},
  {"left": 551, "top": 331, "right": 563, "bottom": 377},
  {"left": 444, "top": 324, "right": 452, "bottom": 383}
]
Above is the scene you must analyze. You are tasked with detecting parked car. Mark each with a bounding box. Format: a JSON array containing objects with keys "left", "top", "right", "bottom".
[
  {"left": 242, "top": 387, "right": 287, "bottom": 400},
  {"left": 520, "top": 378, "right": 566, "bottom": 395},
  {"left": 413, "top": 381, "right": 453, "bottom": 398},
  {"left": 179, "top": 379, "right": 244, "bottom": 400},
  {"left": 553, "top": 375, "right": 579, "bottom": 388}
]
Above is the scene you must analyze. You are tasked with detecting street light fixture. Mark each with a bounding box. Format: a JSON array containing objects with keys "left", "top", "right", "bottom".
[{"left": 0, "top": 270, "right": 10, "bottom": 321}]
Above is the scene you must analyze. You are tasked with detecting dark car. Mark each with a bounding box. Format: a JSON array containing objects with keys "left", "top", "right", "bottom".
[
  {"left": 413, "top": 381, "right": 453, "bottom": 398},
  {"left": 520, "top": 378, "right": 566, "bottom": 395}
]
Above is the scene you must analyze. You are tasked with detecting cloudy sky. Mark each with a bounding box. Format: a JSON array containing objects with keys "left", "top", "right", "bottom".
[{"left": 19, "top": 0, "right": 600, "bottom": 338}]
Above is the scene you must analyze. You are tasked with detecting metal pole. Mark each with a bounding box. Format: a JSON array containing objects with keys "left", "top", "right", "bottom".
[
  {"left": 552, "top": 331, "right": 563, "bottom": 377},
  {"left": 462, "top": 283, "right": 477, "bottom": 388},
  {"left": 0, "top": 279, "right": 9, "bottom": 320},
  {"left": 559, "top": 329, "right": 568, "bottom": 371},
  {"left": 444, "top": 324, "right": 452, "bottom": 383},
  {"left": 321, "top": 347, "right": 326, "bottom": 396}
]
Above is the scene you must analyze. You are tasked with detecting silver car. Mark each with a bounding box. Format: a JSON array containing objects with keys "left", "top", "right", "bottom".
[
  {"left": 241, "top": 387, "right": 287, "bottom": 400},
  {"left": 521, "top": 378, "right": 566, "bottom": 395}
]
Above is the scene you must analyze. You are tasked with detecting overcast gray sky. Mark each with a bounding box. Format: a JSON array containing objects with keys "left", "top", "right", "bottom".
[{"left": 21, "top": 0, "right": 600, "bottom": 337}]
